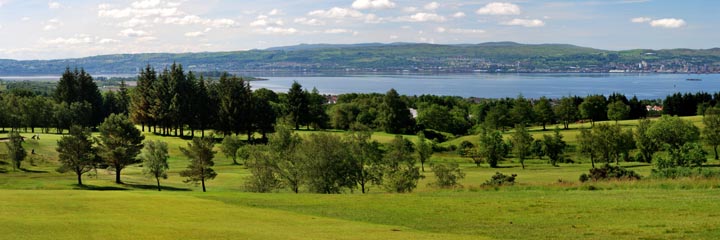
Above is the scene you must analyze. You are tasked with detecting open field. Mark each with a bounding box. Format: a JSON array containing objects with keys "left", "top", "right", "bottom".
[{"left": 1, "top": 116, "right": 720, "bottom": 239}]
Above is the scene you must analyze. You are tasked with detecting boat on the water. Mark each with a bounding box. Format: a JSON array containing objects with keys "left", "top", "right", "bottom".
[{"left": 686, "top": 78, "right": 702, "bottom": 81}]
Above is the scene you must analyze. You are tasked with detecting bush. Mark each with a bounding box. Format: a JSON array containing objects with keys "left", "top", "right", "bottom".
[
  {"left": 421, "top": 129, "right": 455, "bottom": 143},
  {"left": 430, "top": 162, "right": 465, "bottom": 188},
  {"left": 457, "top": 141, "right": 474, "bottom": 157},
  {"left": 579, "top": 164, "right": 641, "bottom": 182},
  {"left": 482, "top": 172, "right": 517, "bottom": 186},
  {"left": 651, "top": 167, "right": 720, "bottom": 179}
]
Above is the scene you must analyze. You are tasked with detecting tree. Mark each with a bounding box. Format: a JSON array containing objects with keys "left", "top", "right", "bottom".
[
  {"left": 607, "top": 100, "right": 630, "bottom": 124},
  {"left": 379, "top": 89, "right": 414, "bottom": 134},
  {"left": 382, "top": 135, "right": 421, "bottom": 193},
  {"left": 346, "top": 131, "right": 383, "bottom": 193},
  {"left": 179, "top": 136, "right": 217, "bottom": 192},
  {"left": 268, "top": 125, "right": 304, "bottom": 193},
  {"left": 300, "top": 133, "right": 355, "bottom": 193},
  {"left": 634, "top": 119, "right": 658, "bottom": 163},
  {"left": 647, "top": 115, "right": 700, "bottom": 151},
  {"left": 140, "top": 140, "right": 170, "bottom": 191},
  {"left": 702, "top": 108, "right": 720, "bottom": 160},
  {"left": 416, "top": 133, "right": 434, "bottom": 172},
  {"left": 54, "top": 68, "right": 103, "bottom": 127},
  {"left": 287, "top": 81, "right": 309, "bottom": 130},
  {"left": 130, "top": 65, "right": 157, "bottom": 131},
  {"left": 98, "top": 113, "right": 145, "bottom": 184},
  {"left": 534, "top": 97, "right": 555, "bottom": 130},
  {"left": 216, "top": 73, "right": 253, "bottom": 137},
  {"left": 478, "top": 128, "right": 505, "bottom": 168},
  {"left": 252, "top": 88, "right": 278, "bottom": 140},
  {"left": 555, "top": 97, "right": 578, "bottom": 129},
  {"left": 542, "top": 128, "right": 566, "bottom": 166},
  {"left": 221, "top": 135, "right": 243, "bottom": 165},
  {"left": 56, "top": 126, "right": 97, "bottom": 186},
  {"left": 430, "top": 162, "right": 465, "bottom": 188},
  {"left": 306, "top": 88, "right": 329, "bottom": 130},
  {"left": 577, "top": 127, "right": 597, "bottom": 168},
  {"left": 510, "top": 95, "right": 534, "bottom": 126},
  {"left": 5, "top": 131, "right": 26, "bottom": 171},
  {"left": 484, "top": 103, "right": 511, "bottom": 131},
  {"left": 579, "top": 95, "right": 607, "bottom": 126},
  {"left": 510, "top": 124, "right": 534, "bottom": 169}
]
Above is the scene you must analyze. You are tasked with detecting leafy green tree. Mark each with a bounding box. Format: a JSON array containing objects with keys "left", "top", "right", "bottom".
[
  {"left": 253, "top": 88, "right": 279, "bottom": 140},
  {"left": 346, "top": 131, "right": 383, "bottom": 193},
  {"left": 534, "top": 97, "right": 555, "bottom": 130},
  {"left": 98, "top": 113, "right": 145, "bottom": 184},
  {"left": 5, "top": 131, "right": 26, "bottom": 171},
  {"left": 478, "top": 128, "right": 505, "bottom": 168},
  {"left": 647, "top": 115, "right": 700, "bottom": 151},
  {"left": 510, "top": 95, "right": 534, "bottom": 126},
  {"left": 221, "top": 135, "right": 243, "bottom": 165},
  {"left": 244, "top": 144, "right": 281, "bottom": 192},
  {"left": 287, "top": 81, "right": 309, "bottom": 130},
  {"left": 554, "top": 97, "right": 578, "bottom": 129},
  {"left": 607, "top": 100, "right": 630, "bottom": 124},
  {"left": 130, "top": 65, "right": 157, "bottom": 132},
  {"left": 216, "top": 73, "right": 253, "bottom": 137},
  {"left": 179, "top": 136, "right": 217, "bottom": 192},
  {"left": 579, "top": 95, "right": 607, "bottom": 126},
  {"left": 56, "top": 126, "right": 98, "bottom": 186},
  {"left": 634, "top": 119, "right": 658, "bottom": 163},
  {"left": 268, "top": 125, "right": 304, "bottom": 193},
  {"left": 307, "top": 87, "right": 329, "bottom": 130},
  {"left": 542, "top": 128, "right": 566, "bottom": 166},
  {"left": 577, "top": 127, "right": 597, "bottom": 168},
  {"left": 382, "top": 135, "right": 421, "bottom": 193},
  {"left": 140, "top": 140, "right": 170, "bottom": 191},
  {"left": 430, "top": 162, "right": 465, "bottom": 188},
  {"left": 301, "top": 133, "right": 355, "bottom": 193},
  {"left": 510, "top": 124, "right": 534, "bottom": 169},
  {"left": 379, "top": 89, "right": 414, "bottom": 134},
  {"left": 416, "top": 133, "right": 434, "bottom": 172},
  {"left": 54, "top": 68, "right": 103, "bottom": 127},
  {"left": 702, "top": 108, "right": 720, "bottom": 160},
  {"left": 484, "top": 103, "right": 511, "bottom": 131}
]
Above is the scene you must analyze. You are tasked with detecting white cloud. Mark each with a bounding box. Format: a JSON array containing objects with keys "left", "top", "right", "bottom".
[
  {"left": 308, "top": 7, "right": 363, "bottom": 18},
  {"left": 119, "top": 18, "right": 148, "bottom": 28},
  {"left": 631, "top": 17, "right": 687, "bottom": 28},
  {"left": 262, "top": 27, "right": 298, "bottom": 34},
  {"left": 424, "top": 2, "right": 439, "bottom": 11},
  {"left": 402, "top": 7, "right": 417, "bottom": 12},
  {"left": 435, "top": 27, "right": 446, "bottom": 33},
  {"left": 452, "top": 12, "right": 466, "bottom": 18},
  {"left": 631, "top": 17, "right": 651, "bottom": 23},
  {"left": 268, "top": 9, "right": 281, "bottom": 15},
  {"left": 43, "top": 18, "right": 62, "bottom": 31},
  {"left": 437, "top": 27, "right": 485, "bottom": 34},
  {"left": 21, "top": 17, "right": 30, "bottom": 21},
  {"left": 476, "top": 2, "right": 521, "bottom": 15},
  {"left": 131, "top": 0, "right": 161, "bottom": 9},
  {"left": 45, "top": 36, "right": 94, "bottom": 45},
  {"left": 48, "top": 1, "right": 61, "bottom": 9},
  {"left": 324, "top": 28, "right": 351, "bottom": 34},
  {"left": 352, "top": 0, "right": 396, "bottom": 10},
  {"left": 398, "top": 12, "right": 446, "bottom": 22},
  {"left": 650, "top": 18, "right": 686, "bottom": 28},
  {"left": 120, "top": 28, "right": 150, "bottom": 37},
  {"left": 98, "top": 38, "right": 119, "bottom": 44},
  {"left": 185, "top": 31, "right": 205, "bottom": 37},
  {"left": 389, "top": 35, "right": 398, "bottom": 39},
  {"left": 502, "top": 18, "right": 545, "bottom": 27},
  {"left": 294, "top": 17, "right": 325, "bottom": 26},
  {"left": 209, "top": 19, "right": 238, "bottom": 28},
  {"left": 364, "top": 13, "right": 384, "bottom": 23}
]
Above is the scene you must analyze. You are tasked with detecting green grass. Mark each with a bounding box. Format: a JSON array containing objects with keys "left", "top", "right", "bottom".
[{"left": 1, "top": 116, "right": 720, "bottom": 239}]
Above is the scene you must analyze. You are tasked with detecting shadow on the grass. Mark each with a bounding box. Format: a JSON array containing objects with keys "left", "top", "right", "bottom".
[
  {"left": 125, "top": 183, "right": 192, "bottom": 191},
  {"left": 20, "top": 168, "right": 48, "bottom": 173},
  {"left": 75, "top": 184, "right": 129, "bottom": 191}
]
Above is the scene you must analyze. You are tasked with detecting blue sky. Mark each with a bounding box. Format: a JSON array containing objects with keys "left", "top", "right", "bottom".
[{"left": 0, "top": 0, "right": 716, "bottom": 60}]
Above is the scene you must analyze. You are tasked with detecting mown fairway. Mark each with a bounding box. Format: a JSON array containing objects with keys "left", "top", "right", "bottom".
[{"left": 1, "top": 117, "right": 720, "bottom": 239}]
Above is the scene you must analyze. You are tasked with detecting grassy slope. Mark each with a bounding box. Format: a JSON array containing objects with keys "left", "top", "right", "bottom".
[{"left": 1, "top": 116, "right": 720, "bottom": 239}]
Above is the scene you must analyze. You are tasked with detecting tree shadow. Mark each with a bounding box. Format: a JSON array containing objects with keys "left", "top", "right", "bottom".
[
  {"left": 125, "top": 183, "right": 192, "bottom": 191},
  {"left": 74, "top": 185, "right": 129, "bottom": 191},
  {"left": 703, "top": 164, "right": 720, "bottom": 168},
  {"left": 0, "top": 168, "right": 7, "bottom": 173},
  {"left": 621, "top": 164, "right": 652, "bottom": 169},
  {"left": 20, "top": 168, "right": 48, "bottom": 173}
]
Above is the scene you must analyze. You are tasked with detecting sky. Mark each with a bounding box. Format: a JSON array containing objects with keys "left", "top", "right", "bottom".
[{"left": 0, "top": 0, "right": 717, "bottom": 60}]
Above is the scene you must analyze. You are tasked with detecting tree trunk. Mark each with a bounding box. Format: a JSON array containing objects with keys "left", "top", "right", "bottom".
[
  {"left": 201, "top": 129, "right": 205, "bottom": 138},
  {"left": 201, "top": 178, "right": 206, "bottom": 192},
  {"left": 142, "top": 124, "right": 145, "bottom": 132},
  {"left": 521, "top": 159, "right": 525, "bottom": 169},
  {"left": 591, "top": 156, "right": 595, "bottom": 169},
  {"left": 115, "top": 169, "right": 122, "bottom": 184},
  {"left": 361, "top": 182, "right": 366, "bottom": 194},
  {"left": 542, "top": 123, "right": 546, "bottom": 131},
  {"left": 421, "top": 162, "right": 425, "bottom": 172},
  {"left": 715, "top": 146, "right": 718, "bottom": 160},
  {"left": 77, "top": 173, "right": 83, "bottom": 186},
  {"left": 156, "top": 177, "right": 161, "bottom": 191}
]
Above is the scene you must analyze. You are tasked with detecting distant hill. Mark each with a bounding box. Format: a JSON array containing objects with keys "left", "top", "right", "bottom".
[{"left": 0, "top": 42, "right": 718, "bottom": 75}]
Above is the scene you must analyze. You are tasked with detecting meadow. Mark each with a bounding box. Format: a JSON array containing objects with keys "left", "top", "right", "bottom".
[{"left": 1, "top": 117, "right": 719, "bottom": 239}]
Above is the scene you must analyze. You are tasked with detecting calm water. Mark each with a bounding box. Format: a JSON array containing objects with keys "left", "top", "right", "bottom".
[
  {"left": 251, "top": 73, "right": 720, "bottom": 100},
  {"left": 3, "top": 73, "right": 720, "bottom": 100}
]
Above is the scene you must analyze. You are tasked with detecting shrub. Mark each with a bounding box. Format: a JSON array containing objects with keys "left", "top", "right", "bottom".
[
  {"left": 430, "top": 162, "right": 465, "bottom": 188},
  {"left": 457, "top": 140, "right": 474, "bottom": 157},
  {"left": 579, "top": 164, "right": 641, "bottom": 182},
  {"left": 482, "top": 172, "right": 517, "bottom": 186}
]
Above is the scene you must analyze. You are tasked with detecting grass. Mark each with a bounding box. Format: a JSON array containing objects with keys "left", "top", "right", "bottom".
[{"left": 1, "top": 116, "right": 720, "bottom": 239}]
